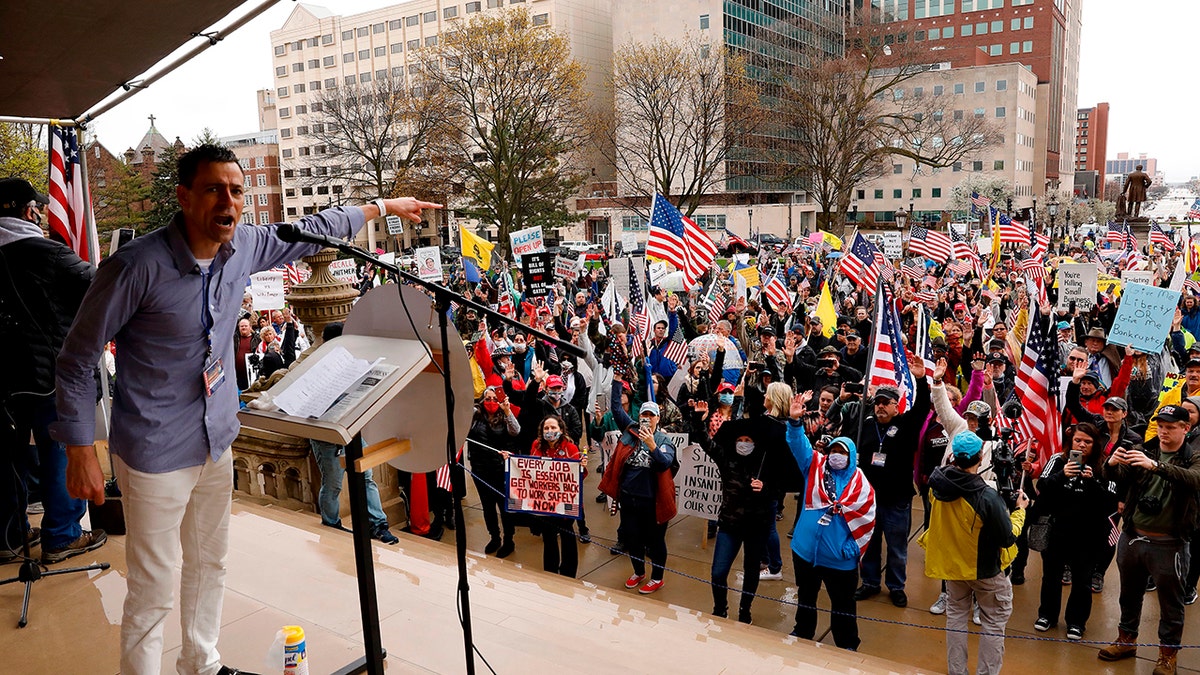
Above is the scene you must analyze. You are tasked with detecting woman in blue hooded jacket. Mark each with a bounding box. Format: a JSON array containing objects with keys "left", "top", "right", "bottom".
[{"left": 786, "top": 392, "right": 877, "bottom": 651}]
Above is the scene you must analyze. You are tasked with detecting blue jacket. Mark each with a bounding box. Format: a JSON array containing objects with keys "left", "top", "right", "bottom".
[
  {"left": 1183, "top": 305, "right": 1200, "bottom": 341},
  {"left": 786, "top": 423, "right": 865, "bottom": 571}
]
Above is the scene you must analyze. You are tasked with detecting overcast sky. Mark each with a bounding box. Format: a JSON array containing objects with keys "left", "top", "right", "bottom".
[{"left": 90, "top": 1, "right": 1200, "bottom": 183}]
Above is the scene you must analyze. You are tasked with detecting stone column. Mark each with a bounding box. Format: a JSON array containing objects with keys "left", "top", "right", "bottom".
[{"left": 286, "top": 247, "right": 359, "bottom": 347}]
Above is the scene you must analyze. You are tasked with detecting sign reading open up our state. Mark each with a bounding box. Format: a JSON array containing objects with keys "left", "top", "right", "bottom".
[{"left": 505, "top": 455, "right": 583, "bottom": 519}]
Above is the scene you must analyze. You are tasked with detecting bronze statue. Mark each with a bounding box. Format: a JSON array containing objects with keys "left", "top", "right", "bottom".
[
  {"left": 1115, "top": 193, "right": 1128, "bottom": 219},
  {"left": 1122, "top": 164, "right": 1152, "bottom": 219}
]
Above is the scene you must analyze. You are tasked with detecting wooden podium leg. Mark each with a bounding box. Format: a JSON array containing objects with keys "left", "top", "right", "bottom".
[{"left": 342, "top": 435, "right": 387, "bottom": 675}]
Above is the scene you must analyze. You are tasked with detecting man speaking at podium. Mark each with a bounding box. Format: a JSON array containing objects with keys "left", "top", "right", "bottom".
[{"left": 51, "top": 144, "right": 440, "bottom": 675}]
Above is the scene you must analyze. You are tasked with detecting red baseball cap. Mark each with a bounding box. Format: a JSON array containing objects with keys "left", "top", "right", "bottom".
[{"left": 545, "top": 375, "right": 564, "bottom": 389}]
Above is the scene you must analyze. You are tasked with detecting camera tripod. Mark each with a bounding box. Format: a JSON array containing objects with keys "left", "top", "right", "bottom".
[{"left": 1, "top": 516, "right": 110, "bottom": 628}]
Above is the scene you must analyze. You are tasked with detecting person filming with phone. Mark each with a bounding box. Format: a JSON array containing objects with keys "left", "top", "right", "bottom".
[{"left": 1098, "top": 405, "right": 1200, "bottom": 674}]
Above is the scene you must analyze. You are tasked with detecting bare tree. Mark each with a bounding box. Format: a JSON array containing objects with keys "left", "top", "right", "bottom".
[
  {"left": 598, "top": 36, "right": 765, "bottom": 217},
  {"left": 765, "top": 25, "right": 1004, "bottom": 236},
  {"left": 1104, "top": 178, "right": 1124, "bottom": 203},
  {"left": 424, "top": 7, "right": 590, "bottom": 259}
]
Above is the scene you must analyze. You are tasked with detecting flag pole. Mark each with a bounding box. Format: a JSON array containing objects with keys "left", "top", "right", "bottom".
[{"left": 855, "top": 282, "right": 884, "bottom": 454}]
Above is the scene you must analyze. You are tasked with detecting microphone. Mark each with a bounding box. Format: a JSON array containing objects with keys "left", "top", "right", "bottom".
[{"left": 276, "top": 223, "right": 344, "bottom": 248}]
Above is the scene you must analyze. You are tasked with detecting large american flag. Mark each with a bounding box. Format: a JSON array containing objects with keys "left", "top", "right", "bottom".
[
  {"left": 868, "top": 285, "right": 915, "bottom": 412},
  {"left": 1106, "top": 221, "right": 1129, "bottom": 248},
  {"left": 48, "top": 125, "right": 96, "bottom": 263},
  {"left": 907, "top": 225, "right": 952, "bottom": 262},
  {"left": 763, "top": 263, "right": 791, "bottom": 309},
  {"left": 1150, "top": 223, "right": 1175, "bottom": 251},
  {"left": 993, "top": 208, "right": 1030, "bottom": 245},
  {"left": 645, "top": 194, "right": 718, "bottom": 287},
  {"left": 841, "top": 232, "right": 882, "bottom": 294},
  {"left": 627, "top": 261, "right": 649, "bottom": 358},
  {"left": 1014, "top": 309, "right": 1062, "bottom": 465}
]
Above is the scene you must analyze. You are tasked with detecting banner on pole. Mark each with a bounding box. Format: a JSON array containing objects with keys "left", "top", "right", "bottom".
[{"left": 505, "top": 455, "right": 583, "bottom": 519}]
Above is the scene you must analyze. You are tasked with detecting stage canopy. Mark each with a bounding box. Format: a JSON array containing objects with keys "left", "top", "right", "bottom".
[{"left": 0, "top": 1, "right": 277, "bottom": 120}]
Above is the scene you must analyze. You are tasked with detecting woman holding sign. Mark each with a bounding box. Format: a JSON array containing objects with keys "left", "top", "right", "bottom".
[{"left": 529, "top": 414, "right": 585, "bottom": 578}]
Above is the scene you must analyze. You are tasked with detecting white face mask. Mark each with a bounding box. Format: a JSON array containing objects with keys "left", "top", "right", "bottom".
[
  {"left": 826, "top": 453, "right": 849, "bottom": 471},
  {"left": 735, "top": 441, "right": 755, "bottom": 456}
]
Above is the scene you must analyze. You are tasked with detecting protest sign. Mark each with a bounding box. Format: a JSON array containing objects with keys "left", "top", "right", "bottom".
[
  {"left": 1056, "top": 263, "right": 1098, "bottom": 311},
  {"left": 1107, "top": 282, "right": 1181, "bottom": 354},
  {"left": 1121, "top": 269, "right": 1155, "bottom": 287},
  {"left": 621, "top": 232, "right": 638, "bottom": 254},
  {"left": 734, "top": 271, "right": 748, "bottom": 301},
  {"left": 882, "top": 232, "right": 903, "bottom": 260},
  {"left": 248, "top": 271, "right": 286, "bottom": 311},
  {"left": 385, "top": 214, "right": 403, "bottom": 235},
  {"left": 329, "top": 258, "right": 358, "bottom": 282},
  {"left": 521, "top": 251, "right": 553, "bottom": 297},
  {"left": 414, "top": 246, "right": 443, "bottom": 281},
  {"left": 510, "top": 226, "right": 545, "bottom": 259},
  {"left": 671, "top": 437, "right": 721, "bottom": 519},
  {"left": 555, "top": 252, "right": 580, "bottom": 281},
  {"left": 648, "top": 261, "right": 668, "bottom": 286},
  {"left": 608, "top": 256, "right": 646, "bottom": 299},
  {"left": 505, "top": 455, "right": 583, "bottom": 519}
]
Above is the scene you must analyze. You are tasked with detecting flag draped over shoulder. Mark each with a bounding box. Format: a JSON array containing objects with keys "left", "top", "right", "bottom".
[
  {"left": 48, "top": 124, "right": 96, "bottom": 263},
  {"left": 805, "top": 452, "right": 876, "bottom": 553},
  {"left": 460, "top": 227, "right": 494, "bottom": 270}
]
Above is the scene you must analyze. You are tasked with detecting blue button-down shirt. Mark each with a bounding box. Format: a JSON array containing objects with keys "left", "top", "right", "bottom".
[{"left": 52, "top": 207, "right": 365, "bottom": 473}]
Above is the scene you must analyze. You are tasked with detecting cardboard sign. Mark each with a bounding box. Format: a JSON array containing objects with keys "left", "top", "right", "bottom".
[
  {"left": 510, "top": 226, "right": 545, "bottom": 259},
  {"left": 555, "top": 252, "right": 580, "bottom": 281},
  {"left": 882, "top": 231, "right": 903, "bottom": 260},
  {"left": 608, "top": 256, "right": 646, "bottom": 299},
  {"left": 522, "top": 251, "right": 553, "bottom": 297},
  {"left": 1056, "top": 263, "right": 1098, "bottom": 311},
  {"left": 648, "top": 261, "right": 669, "bottom": 286},
  {"left": 505, "top": 455, "right": 582, "bottom": 519},
  {"left": 621, "top": 232, "right": 638, "bottom": 254},
  {"left": 1108, "top": 282, "right": 1181, "bottom": 354},
  {"left": 671, "top": 438, "right": 722, "bottom": 519},
  {"left": 249, "top": 271, "right": 286, "bottom": 311},
  {"left": 1121, "top": 269, "right": 1155, "bottom": 287},
  {"left": 329, "top": 258, "right": 358, "bottom": 282},
  {"left": 385, "top": 214, "right": 404, "bottom": 235},
  {"left": 415, "top": 246, "right": 443, "bottom": 281}
]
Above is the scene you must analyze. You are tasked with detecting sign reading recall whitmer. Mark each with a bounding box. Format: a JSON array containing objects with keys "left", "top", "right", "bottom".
[
  {"left": 1057, "top": 263, "right": 1098, "bottom": 311},
  {"left": 249, "top": 271, "right": 286, "bottom": 311},
  {"left": 509, "top": 226, "right": 545, "bottom": 259},
  {"left": 522, "top": 251, "right": 553, "bottom": 297},
  {"left": 414, "top": 246, "right": 443, "bottom": 281},
  {"left": 329, "top": 258, "right": 358, "bottom": 282},
  {"left": 670, "top": 433, "right": 722, "bottom": 519},
  {"left": 1107, "top": 282, "right": 1181, "bottom": 354},
  {"left": 505, "top": 455, "right": 582, "bottom": 519}
]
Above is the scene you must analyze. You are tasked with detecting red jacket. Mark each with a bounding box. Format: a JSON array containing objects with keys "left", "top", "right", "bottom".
[{"left": 598, "top": 434, "right": 678, "bottom": 525}]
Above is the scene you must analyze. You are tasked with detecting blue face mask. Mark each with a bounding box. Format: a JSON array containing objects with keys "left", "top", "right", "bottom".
[{"left": 719, "top": 393, "right": 735, "bottom": 406}]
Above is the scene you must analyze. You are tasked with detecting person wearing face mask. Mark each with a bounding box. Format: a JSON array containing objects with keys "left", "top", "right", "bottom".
[
  {"left": 519, "top": 366, "right": 583, "bottom": 449},
  {"left": 785, "top": 393, "right": 875, "bottom": 651},
  {"left": 468, "top": 387, "right": 521, "bottom": 558},
  {"left": 599, "top": 377, "right": 678, "bottom": 595},
  {"left": 528, "top": 415, "right": 586, "bottom": 578}
]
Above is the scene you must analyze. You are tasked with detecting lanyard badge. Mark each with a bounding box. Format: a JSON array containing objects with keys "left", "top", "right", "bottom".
[{"left": 200, "top": 268, "right": 224, "bottom": 397}]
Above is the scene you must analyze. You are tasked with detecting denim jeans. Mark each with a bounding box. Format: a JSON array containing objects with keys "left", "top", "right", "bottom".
[
  {"left": 763, "top": 500, "right": 782, "bottom": 573},
  {"left": 711, "top": 521, "right": 768, "bottom": 615},
  {"left": 859, "top": 499, "right": 912, "bottom": 591},
  {"left": 1, "top": 396, "right": 85, "bottom": 551},
  {"left": 310, "top": 440, "right": 387, "bottom": 532}
]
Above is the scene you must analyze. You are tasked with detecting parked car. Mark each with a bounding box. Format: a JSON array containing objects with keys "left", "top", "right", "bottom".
[{"left": 560, "top": 240, "right": 603, "bottom": 253}]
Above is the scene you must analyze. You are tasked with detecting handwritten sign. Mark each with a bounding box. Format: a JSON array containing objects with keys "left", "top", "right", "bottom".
[
  {"left": 1108, "top": 282, "right": 1181, "bottom": 353},
  {"left": 1056, "top": 263, "right": 1098, "bottom": 311},
  {"left": 554, "top": 252, "right": 580, "bottom": 281},
  {"left": 329, "top": 258, "right": 358, "bottom": 282},
  {"left": 522, "top": 251, "right": 553, "bottom": 297},
  {"left": 882, "top": 231, "right": 903, "bottom": 260},
  {"left": 505, "top": 455, "right": 582, "bottom": 518},
  {"left": 509, "top": 226, "right": 545, "bottom": 259},
  {"left": 249, "top": 271, "right": 286, "bottom": 310},
  {"left": 415, "top": 246, "right": 443, "bottom": 281},
  {"left": 608, "top": 256, "right": 646, "bottom": 299},
  {"left": 648, "top": 261, "right": 668, "bottom": 286},
  {"left": 671, "top": 438, "right": 722, "bottom": 519},
  {"left": 1121, "top": 269, "right": 1155, "bottom": 287},
  {"left": 621, "top": 232, "right": 638, "bottom": 254}
]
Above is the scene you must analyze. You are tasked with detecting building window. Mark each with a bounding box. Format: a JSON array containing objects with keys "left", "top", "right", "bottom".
[
  {"left": 279, "top": 107, "right": 290, "bottom": 118},
  {"left": 932, "top": 188, "right": 942, "bottom": 198},
  {"left": 358, "top": 49, "right": 369, "bottom": 60},
  {"left": 357, "top": 26, "right": 369, "bottom": 37},
  {"left": 952, "top": 162, "right": 962, "bottom": 172},
  {"left": 345, "top": 75, "right": 356, "bottom": 85},
  {"left": 296, "top": 125, "right": 309, "bottom": 135},
  {"left": 323, "top": 55, "right": 335, "bottom": 67},
  {"left": 954, "top": 83, "right": 964, "bottom": 94},
  {"left": 700, "top": 14, "right": 709, "bottom": 29},
  {"left": 533, "top": 13, "right": 549, "bottom": 26},
  {"left": 994, "top": 160, "right": 1005, "bottom": 171},
  {"left": 976, "top": 23, "right": 987, "bottom": 35},
  {"left": 445, "top": 6, "right": 458, "bottom": 18},
  {"left": 280, "top": 128, "right": 291, "bottom": 138},
  {"left": 372, "top": 22, "right": 385, "bottom": 34},
  {"left": 392, "top": 66, "right": 405, "bottom": 77},
  {"left": 407, "top": 39, "right": 420, "bottom": 51},
  {"left": 281, "top": 148, "right": 293, "bottom": 159},
  {"left": 425, "top": 36, "right": 438, "bottom": 46},
  {"left": 995, "top": 106, "right": 1006, "bottom": 117},
  {"left": 972, "top": 161, "right": 983, "bottom": 171},
  {"left": 424, "top": 11, "right": 437, "bottom": 22},
  {"left": 1024, "top": 16, "right": 1034, "bottom": 29},
  {"left": 929, "top": 28, "right": 940, "bottom": 40},
  {"left": 622, "top": 215, "right": 649, "bottom": 231},
  {"left": 912, "top": 188, "right": 922, "bottom": 198},
  {"left": 1022, "top": 41, "right": 1033, "bottom": 52},
  {"left": 310, "top": 80, "right": 321, "bottom": 91},
  {"left": 257, "top": 192, "right": 269, "bottom": 204},
  {"left": 933, "top": 84, "right": 944, "bottom": 96},
  {"left": 277, "top": 86, "right": 288, "bottom": 97},
  {"left": 274, "top": 45, "right": 286, "bottom": 56},
  {"left": 893, "top": 164, "right": 903, "bottom": 174},
  {"left": 467, "top": 2, "right": 482, "bottom": 13},
  {"left": 1010, "top": 42, "right": 1020, "bottom": 54},
  {"left": 975, "top": 81, "right": 985, "bottom": 93},
  {"left": 989, "top": 44, "right": 1002, "bottom": 56},
  {"left": 1011, "top": 18, "right": 1021, "bottom": 30},
  {"left": 874, "top": 189, "right": 884, "bottom": 199},
  {"left": 488, "top": 0, "right": 502, "bottom": 7},
  {"left": 324, "top": 78, "right": 336, "bottom": 88},
  {"left": 974, "top": 108, "right": 985, "bottom": 118},
  {"left": 893, "top": 189, "right": 903, "bottom": 199},
  {"left": 341, "top": 30, "right": 353, "bottom": 40},
  {"left": 343, "top": 52, "right": 354, "bottom": 63},
  {"left": 259, "top": 211, "right": 270, "bottom": 224},
  {"left": 293, "top": 84, "right": 305, "bottom": 93},
  {"left": 307, "top": 59, "right": 319, "bottom": 69},
  {"left": 991, "top": 20, "right": 1003, "bottom": 33},
  {"left": 359, "top": 71, "right": 371, "bottom": 83},
  {"left": 243, "top": 194, "right": 252, "bottom": 206},
  {"left": 953, "top": 109, "right": 963, "bottom": 120},
  {"left": 944, "top": 26, "right": 954, "bottom": 38},
  {"left": 275, "top": 66, "right": 286, "bottom": 77},
  {"left": 406, "top": 15, "right": 419, "bottom": 26}
]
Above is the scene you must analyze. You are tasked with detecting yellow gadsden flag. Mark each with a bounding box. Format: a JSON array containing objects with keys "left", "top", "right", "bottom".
[
  {"left": 460, "top": 227, "right": 495, "bottom": 270},
  {"left": 816, "top": 281, "right": 838, "bottom": 338}
]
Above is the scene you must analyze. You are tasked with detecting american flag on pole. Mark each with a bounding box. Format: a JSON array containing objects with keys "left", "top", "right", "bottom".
[
  {"left": 660, "top": 320, "right": 689, "bottom": 365},
  {"left": 1014, "top": 308, "right": 1062, "bottom": 465},
  {"left": 1107, "top": 221, "right": 1129, "bottom": 248},
  {"left": 706, "top": 289, "right": 728, "bottom": 326},
  {"left": 1030, "top": 232, "right": 1051, "bottom": 261},
  {"left": 627, "top": 261, "right": 649, "bottom": 358},
  {"left": 1150, "top": 223, "right": 1175, "bottom": 251},
  {"left": 48, "top": 125, "right": 97, "bottom": 263},
  {"left": 763, "top": 263, "right": 791, "bottom": 309},
  {"left": 901, "top": 257, "right": 925, "bottom": 280},
  {"left": 950, "top": 228, "right": 984, "bottom": 279},
  {"left": 873, "top": 251, "right": 896, "bottom": 283},
  {"left": 868, "top": 285, "right": 916, "bottom": 412},
  {"left": 1188, "top": 199, "right": 1200, "bottom": 221},
  {"left": 907, "top": 225, "right": 952, "bottom": 262},
  {"left": 646, "top": 194, "right": 718, "bottom": 287},
  {"left": 840, "top": 232, "right": 882, "bottom": 294},
  {"left": 722, "top": 228, "right": 751, "bottom": 251},
  {"left": 995, "top": 210, "right": 1030, "bottom": 245},
  {"left": 970, "top": 192, "right": 992, "bottom": 216}
]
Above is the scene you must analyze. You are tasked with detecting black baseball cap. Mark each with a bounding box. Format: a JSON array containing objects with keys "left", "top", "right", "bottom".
[
  {"left": 1103, "top": 397, "right": 1128, "bottom": 411},
  {"left": 1155, "top": 404, "right": 1190, "bottom": 424},
  {"left": 0, "top": 178, "right": 49, "bottom": 210},
  {"left": 873, "top": 387, "right": 901, "bottom": 403},
  {"left": 986, "top": 353, "right": 1008, "bottom": 365}
]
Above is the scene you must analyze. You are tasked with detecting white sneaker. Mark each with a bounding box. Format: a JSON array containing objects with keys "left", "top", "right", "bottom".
[
  {"left": 759, "top": 569, "right": 783, "bottom": 581},
  {"left": 972, "top": 602, "right": 982, "bottom": 626},
  {"left": 929, "top": 592, "right": 948, "bottom": 615}
]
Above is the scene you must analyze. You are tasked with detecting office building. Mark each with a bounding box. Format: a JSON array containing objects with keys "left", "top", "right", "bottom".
[
  {"left": 1073, "top": 102, "right": 1107, "bottom": 199},
  {"left": 221, "top": 130, "right": 285, "bottom": 226}
]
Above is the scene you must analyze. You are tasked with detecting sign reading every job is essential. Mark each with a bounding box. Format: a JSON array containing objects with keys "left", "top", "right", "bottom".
[
  {"left": 1107, "top": 282, "right": 1181, "bottom": 354},
  {"left": 505, "top": 455, "right": 582, "bottom": 519}
]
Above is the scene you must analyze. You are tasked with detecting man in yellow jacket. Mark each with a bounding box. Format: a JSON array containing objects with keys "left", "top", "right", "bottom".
[{"left": 922, "top": 431, "right": 1028, "bottom": 675}]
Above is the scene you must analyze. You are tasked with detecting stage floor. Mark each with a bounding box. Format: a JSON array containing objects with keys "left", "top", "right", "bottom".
[{"left": 2, "top": 469, "right": 1197, "bottom": 674}]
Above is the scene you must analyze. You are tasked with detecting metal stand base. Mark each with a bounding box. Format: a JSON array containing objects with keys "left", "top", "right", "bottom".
[{"left": 0, "top": 540, "right": 110, "bottom": 628}]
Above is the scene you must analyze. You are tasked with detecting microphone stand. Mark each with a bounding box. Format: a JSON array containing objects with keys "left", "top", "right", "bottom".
[{"left": 291, "top": 231, "right": 582, "bottom": 675}]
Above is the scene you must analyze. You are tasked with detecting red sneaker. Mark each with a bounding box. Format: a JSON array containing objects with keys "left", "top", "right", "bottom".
[
  {"left": 624, "top": 573, "right": 645, "bottom": 589},
  {"left": 639, "top": 579, "right": 665, "bottom": 594}
]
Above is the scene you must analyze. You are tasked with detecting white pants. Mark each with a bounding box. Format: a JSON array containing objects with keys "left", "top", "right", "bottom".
[{"left": 115, "top": 450, "right": 232, "bottom": 675}]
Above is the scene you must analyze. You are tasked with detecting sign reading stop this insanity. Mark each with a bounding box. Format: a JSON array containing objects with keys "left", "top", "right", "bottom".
[{"left": 505, "top": 455, "right": 583, "bottom": 519}]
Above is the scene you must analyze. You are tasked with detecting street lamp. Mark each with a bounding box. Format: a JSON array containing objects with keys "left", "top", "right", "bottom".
[
  {"left": 851, "top": 199, "right": 859, "bottom": 224},
  {"left": 748, "top": 208, "right": 754, "bottom": 238},
  {"left": 1064, "top": 207, "right": 1072, "bottom": 247},
  {"left": 1047, "top": 198, "right": 1059, "bottom": 242},
  {"left": 895, "top": 206, "right": 909, "bottom": 231}
]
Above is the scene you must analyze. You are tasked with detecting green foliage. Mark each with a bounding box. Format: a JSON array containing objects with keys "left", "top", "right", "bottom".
[
  {"left": 0, "top": 123, "right": 47, "bottom": 191},
  {"left": 146, "top": 144, "right": 182, "bottom": 232},
  {"left": 93, "top": 160, "right": 151, "bottom": 250}
]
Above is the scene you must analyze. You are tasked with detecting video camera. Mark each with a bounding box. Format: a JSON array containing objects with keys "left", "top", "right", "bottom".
[{"left": 990, "top": 399, "right": 1026, "bottom": 508}]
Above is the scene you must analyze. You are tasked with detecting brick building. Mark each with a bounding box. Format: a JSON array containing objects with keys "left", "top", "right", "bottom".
[{"left": 1074, "top": 102, "right": 1108, "bottom": 199}]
